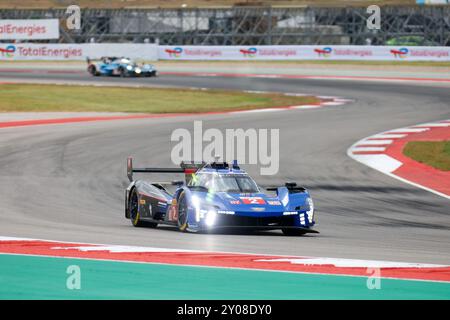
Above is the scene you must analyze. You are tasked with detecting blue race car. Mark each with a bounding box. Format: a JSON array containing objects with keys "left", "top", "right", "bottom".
[
  {"left": 87, "top": 56, "right": 157, "bottom": 77},
  {"left": 125, "top": 158, "right": 318, "bottom": 236}
]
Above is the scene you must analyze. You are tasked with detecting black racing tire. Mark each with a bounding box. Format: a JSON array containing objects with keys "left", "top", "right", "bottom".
[
  {"left": 129, "top": 188, "right": 157, "bottom": 228},
  {"left": 282, "top": 228, "right": 308, "bottom": 236},
  {"left": 87, "top": 65, "right": 99, "bottom": 76},
  {"left": 177, "top": 192, "right": 189, "bottom": 232},
  {"left": 119, "top": 67, "right": 127, "bottom": 77}
]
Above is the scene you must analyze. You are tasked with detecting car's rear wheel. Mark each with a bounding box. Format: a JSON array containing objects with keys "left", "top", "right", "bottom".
[
  {"left": 87, "top": 65, "right": 99, "bottom": 76},
  {"left": 129, "top": 188, "right": 157, "bottom": 228},
  {"left": 177, "top": 192, "right": 189, "bottom": 232},
  {"left": 129, "top": 188, "right": 144, "bottom": 227},
  {"left": 282, "top": 228, "right": 307, "bottom": 236}
]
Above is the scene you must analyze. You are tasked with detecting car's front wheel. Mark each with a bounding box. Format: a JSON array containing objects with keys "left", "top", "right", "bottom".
[
  {"left": 177, "top": 192, "right": 189, "bottom": 232},
  {"left": 282, "top": 228, "right": 307, "bottom": 236},
  {"left": 119, "top": 67, "right": 127, "bottom": 77}
]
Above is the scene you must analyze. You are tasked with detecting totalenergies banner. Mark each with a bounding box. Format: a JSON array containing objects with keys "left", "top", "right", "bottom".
[
  {"left": 159, "top": 45, "right": 450, "bottom": 61},
  {"left": 0, "top": 43, "right": 448, "bottom": 61},
  {"left": 0, "top": 19, "right": 59, "bottom": 40},
  {"left": 0, "top": 43, "right": 158, "bottom": 61}
]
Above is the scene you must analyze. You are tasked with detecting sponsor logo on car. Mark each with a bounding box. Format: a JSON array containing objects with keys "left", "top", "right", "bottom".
[
  {"left": 168, "top": 205, "right": 178, "bottom": 221},
  {"left": 229, "top": 200, "right": 241, "bottom": 205},
  {"left": 251, "top": 207, "right": 265, "bottom": 212},
  {"left": 268, "top": 200, "right": 282, "bottom": 205},
  {"left": 217, "top": 210, "right": 235, "bottom": 215}
]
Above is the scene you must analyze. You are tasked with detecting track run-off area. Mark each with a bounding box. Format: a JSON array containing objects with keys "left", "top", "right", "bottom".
[{"left": 0, "top": 65, "right": 449, "bottom": 299}]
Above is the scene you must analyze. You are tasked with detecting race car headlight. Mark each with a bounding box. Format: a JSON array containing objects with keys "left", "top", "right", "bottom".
[
  {"left": 126, "top": 65, "right": 133, "bottom": 71},
  {"left": 192, "top": 196, "right": 201, "bottom": 222},
  {"left": 205, "top": 209, "right": 217, "bottom": 227},
  {"left": 306, "top": 197, "right": 314, "bottom": 222},
  {"left": 135, "top": 68, "right": 141, "bottom": 74}
]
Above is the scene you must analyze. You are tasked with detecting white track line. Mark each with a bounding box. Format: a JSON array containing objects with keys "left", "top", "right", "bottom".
[
  {"left": 369, "top": 133, "right": 407, "bottom": 139},
  {"left": 320, "top": 101, "right": 344, "bottom": 106},
  {"left": 413, "top": 123, "right": 450, "bottom": 128},
  {"left": 291, "top": 105, "right": 322, "bottom": 109},
  {"left": 355, "top": 140, "right": 393, "bottom": 145},
  {"left": 351, "top": 146, "right": 386, "bottom": 152},
  {"left": 388, "top": 128, "right": 429, "bottom": 133}
]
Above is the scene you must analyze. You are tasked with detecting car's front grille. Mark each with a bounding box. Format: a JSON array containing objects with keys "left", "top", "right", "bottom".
[{"left": 215, "top": 214, "right": 296, "bottom": 228}]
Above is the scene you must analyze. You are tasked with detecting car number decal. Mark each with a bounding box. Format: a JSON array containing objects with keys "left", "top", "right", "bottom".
[{"left": 240, "top": 197, "right": 266, "bottom": 205}]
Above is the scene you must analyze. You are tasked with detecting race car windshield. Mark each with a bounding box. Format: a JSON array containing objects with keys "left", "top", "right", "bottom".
[{"left": 190, "top": 173, "right": 259, "bottom": 193}]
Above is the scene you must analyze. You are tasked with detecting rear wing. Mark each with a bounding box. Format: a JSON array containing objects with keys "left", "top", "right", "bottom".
[{"left": 127, "top": 157, "right": 204, "bottom": 183}]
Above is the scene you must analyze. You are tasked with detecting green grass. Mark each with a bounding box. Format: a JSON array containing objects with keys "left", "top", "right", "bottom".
[
  {"left": 403, "top": 141, "right": 450, "bottom": 171},
  {"left": 0, "top": 83, "right": 319, "bottom": 113}
]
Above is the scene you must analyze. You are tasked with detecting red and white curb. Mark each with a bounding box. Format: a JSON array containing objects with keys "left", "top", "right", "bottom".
[
  {"left": 0, "top": 237, "right": 449, "bottom": 282},
  {"left": 0, "top": 95, "right": 350, "bottom": 130},
  {"left": 348, "top": 120, "right": 450, "bottom": 199}
]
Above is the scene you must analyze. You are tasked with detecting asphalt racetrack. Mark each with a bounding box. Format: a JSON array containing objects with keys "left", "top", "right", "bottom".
[{"left": 0, "top": 70, "right": 449, "bottom": 265}]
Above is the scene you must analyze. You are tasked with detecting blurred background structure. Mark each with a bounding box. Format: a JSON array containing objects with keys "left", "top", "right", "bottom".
[{"left": 0, "top": 0, "right": 449, "bottom": 45}]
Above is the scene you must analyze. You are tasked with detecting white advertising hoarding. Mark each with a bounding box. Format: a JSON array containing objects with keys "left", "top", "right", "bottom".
[
  {"left": 0, "top": 43, "right": 159, "bottom": 61},
  {"left": 159, "top": 45, "right": 450, "bottom": 61},
  {"left": 0, "top": 19, "right": 59, "bottom": 40},
  {"left": 0, "top": 43, "right": 448, "bottom": 61}
]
